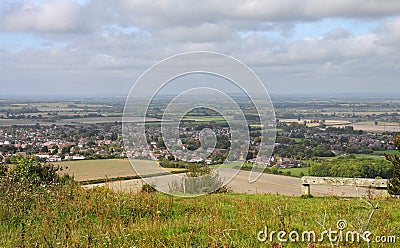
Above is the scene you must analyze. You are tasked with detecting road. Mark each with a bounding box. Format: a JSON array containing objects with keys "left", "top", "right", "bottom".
[{"left": 84, "top": 168, "right": 381, "bottom": 197}]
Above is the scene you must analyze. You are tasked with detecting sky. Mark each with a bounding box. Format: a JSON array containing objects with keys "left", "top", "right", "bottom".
[{"left": 0, "top": 0, "right": 400, "bottom": 97}]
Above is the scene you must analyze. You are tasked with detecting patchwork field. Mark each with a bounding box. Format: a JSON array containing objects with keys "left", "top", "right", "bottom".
[
  {"left": 279, "top": 118, "right": 351, "bottom": 127},
  {"left": 334, "top": 122, "right": 400, "bottom": 133},
  {"left": 0, "top": 116, "right": 168, "bottom": 126},
  {"left": 183, "top": 115, "right": 225, "bottom": 121}
]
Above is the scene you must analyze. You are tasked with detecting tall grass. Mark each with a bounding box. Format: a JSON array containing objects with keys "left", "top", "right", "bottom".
[
  {"left": 1, "top": 157, "right": 400, "bottom": 247},
  {"left": 1, "top": 185, "right": 400, "bottom": 247}
]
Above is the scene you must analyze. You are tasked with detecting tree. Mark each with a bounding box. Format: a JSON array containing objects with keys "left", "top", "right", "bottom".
[
  {"left": 61, "top": 146, "right": 70, "bottom": 154},
  {"left": 40, "top": 146, "right": 48, "bottom": 153},
  {"left": 385, "top": 135, "right": 400, "bottom": 195},
  {"left": 309, "top": 156, "right": 392, "bottom": 179},
  {"left": 111, "top": 132, "right": 118, "bottom": 141}
]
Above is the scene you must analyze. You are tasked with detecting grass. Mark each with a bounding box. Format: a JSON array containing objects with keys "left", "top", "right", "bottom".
[
  {"left": 302, "top": 154, "right": 388, "bottom": 166},
  {"left": 279, "top": 167, "right": 310, "bottom": 177},
  {"left": 374, "top": 150, "right": 399, "bottom": 155},
  {"left": 291, "top": 137, "right": 304, "bottom": 142},
  {"left": 1, "top": 186, "right": 400, "bottom": 247},
  {"left": 315, "top": 154, "right": 379, "bottom": 161},
  {"left": 214, "top": 161, "right": 249, "bottom": 168},
  {"left": 1, "top": 157, "right": 400, "bottom": 247},
  {"left": 348, "top": 154, "right": 380, "bottom": 159}
]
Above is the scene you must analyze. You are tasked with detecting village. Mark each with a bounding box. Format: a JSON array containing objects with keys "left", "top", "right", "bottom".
[
  {"left": 0, "top": 123, "right": 124, "bottom": 164},
  {"left": 0, "top": 120, "right": 396, "bottom": 169}
]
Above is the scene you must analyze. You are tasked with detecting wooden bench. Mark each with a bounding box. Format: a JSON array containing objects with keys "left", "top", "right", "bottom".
[{"left": 301, "top": 176, "right": 389, "bottom": 197}]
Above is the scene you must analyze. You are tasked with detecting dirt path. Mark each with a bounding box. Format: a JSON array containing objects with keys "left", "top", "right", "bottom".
[{"left": 84, "top": 168, "right": 380, "bottom": 197}]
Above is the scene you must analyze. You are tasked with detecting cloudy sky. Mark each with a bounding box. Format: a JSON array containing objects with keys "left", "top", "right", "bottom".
[{"left": 0, "top": 0, "right": 400, "bottom": 97}]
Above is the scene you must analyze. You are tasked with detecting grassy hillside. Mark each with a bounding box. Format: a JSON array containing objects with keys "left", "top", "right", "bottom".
[
  {"left": 1, "top": 184, "right": 399, "bottom": 247},
  {"left": 1, "top": 157, "right": 399, "bottom": 247}
]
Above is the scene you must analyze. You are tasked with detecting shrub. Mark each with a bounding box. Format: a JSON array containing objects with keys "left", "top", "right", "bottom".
[
  {"left": 0, "top": 155, "right": 74, "bottom": 211},
  {"left": 141, "top": 183, "right": 157, "bottom": 193},
  {"left": 385, "top": 135, "right": 400, "bottom": 195},
  {"left": 169, "top": 163, "right": 225, "bottom": 195}
]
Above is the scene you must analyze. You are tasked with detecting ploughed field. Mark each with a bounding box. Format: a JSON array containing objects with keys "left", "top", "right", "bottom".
[{"left": 54, "top": 159, "right": 185, "bottom": 181}]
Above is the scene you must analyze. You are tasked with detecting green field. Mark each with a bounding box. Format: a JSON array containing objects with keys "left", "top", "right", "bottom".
[
  {"left": 373, "top": 150, "right": 399, "bottom": 155},
  {"left": 291, "top": 137, "right": 304, "bottom": 143},
  {"left": 303, "top": 154, "right": 389, "bottom": 165},
  {"left": 316, "top": 154, "right": 380, "bottom": 161},
  {"left": 279, "top": 167, "right": 310, "bottom": 177}
]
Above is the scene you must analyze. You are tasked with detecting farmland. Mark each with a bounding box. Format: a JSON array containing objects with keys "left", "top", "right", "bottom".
[
  {"left": 183, "top": 115, "right": 226, "bottom": 122},
  {"left": 334, "top": 122, "right": 400, "bottom": 133},
  {"left": 54, "top": 159, "right": 185, "bottom": 181},
  {"left": 279, "top": 167, "right": 310, "bottom": 177},
  {"left": 279, "top": 118, "right": 351, "bottom": 127}
]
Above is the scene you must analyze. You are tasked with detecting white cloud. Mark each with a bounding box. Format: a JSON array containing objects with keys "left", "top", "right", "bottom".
[
  {"left": 0, "top": 0, "right": 400, "bottom": 95},
  {"left": 1, "top": 0, "right": 87, "bottom": 33},
  {"left": 158, "top": 22, "right": 235, "bottom": 42},
  {"left": 376, "top": 17, "right": 400, "bottom": 47},
  {"left": 103, "top": 0, "right": 400, "bottom": 25}
]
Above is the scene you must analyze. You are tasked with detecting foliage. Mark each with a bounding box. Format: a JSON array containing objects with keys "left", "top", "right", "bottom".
[
  {"left": 159, "top": 158, "right": 188, "bottom": 168},
  {"left": 1, "top": 155, "right": 72, "bottom": 189},
  {"left": 169, "top": 163, "right": 226, "bottom": 195},
  {"left": 274, "top": 136, "right": 335, "bottom": 159},
  {"left": 385, "top": 135, "right": 400, "bottom": 195},
  {"left": 141, "top": 183, "right": 157, "bottom": 193},
  {"left": 309, "top": 155, "right": 392, "bottom": 178},
  {"left": 0, "top": 156, "right": 75, "bottom": 241}
]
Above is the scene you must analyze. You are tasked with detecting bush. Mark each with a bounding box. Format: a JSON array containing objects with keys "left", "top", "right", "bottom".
[
  {"left": 141, "top": 183, "right": 157, "bottom": 193},
  {"left": 169, "top": 163, "right": 225, "bottom": 195},
  {"left": 13, "top": 157, "right": 63, "bottom": 186},
  {"left": 385, "top": 135, "right": 400, "bottom": 195},
  {"left": 0, "top": 155, "right": 74, "bottom": 206},
  {"left": 0, "top": 156, "right": 75, "bottom": 236}
]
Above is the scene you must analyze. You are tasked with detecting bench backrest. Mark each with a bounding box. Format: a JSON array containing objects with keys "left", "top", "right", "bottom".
[{"left": 302, "top": 176, "right": 388, "bottom": 188}]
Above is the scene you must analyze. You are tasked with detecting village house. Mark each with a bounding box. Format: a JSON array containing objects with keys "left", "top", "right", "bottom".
[{"left": 48, "top": 155, "right": 62, "bottom": 162}]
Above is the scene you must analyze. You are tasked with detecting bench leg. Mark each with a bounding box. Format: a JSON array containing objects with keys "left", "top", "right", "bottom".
[
  {"left": 301, "top": 184, "right": 310, "bottom": 196},
  {"left": 377, "top": 188, "right": 389, "bottom": 198}
]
